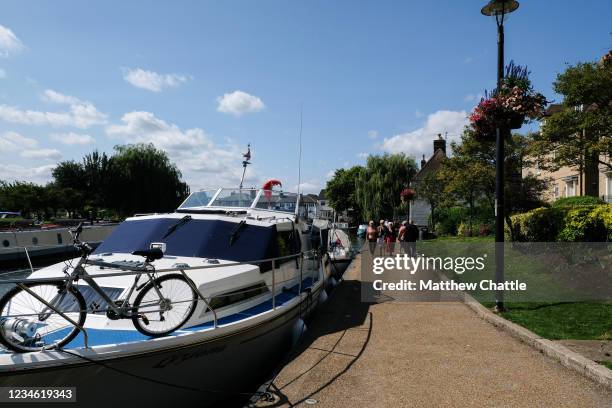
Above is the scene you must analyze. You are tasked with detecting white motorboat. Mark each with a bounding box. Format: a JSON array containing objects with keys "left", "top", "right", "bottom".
[{"left": 0, "top": 188, "right": 331, "bottom": 407}]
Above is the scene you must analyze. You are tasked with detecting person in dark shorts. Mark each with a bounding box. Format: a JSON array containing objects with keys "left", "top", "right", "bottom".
[{"left": 405, "top": 219, "right": 419, "bottom": 257}]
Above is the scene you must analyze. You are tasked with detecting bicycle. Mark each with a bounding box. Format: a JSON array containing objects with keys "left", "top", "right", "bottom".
[{"left": 0, "top": 223, "right": 198, "bottom": 353}]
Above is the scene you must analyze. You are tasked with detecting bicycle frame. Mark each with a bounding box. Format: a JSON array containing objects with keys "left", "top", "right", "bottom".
[{"left": 40, "top": 252, "right": 162, "bottom": 320}]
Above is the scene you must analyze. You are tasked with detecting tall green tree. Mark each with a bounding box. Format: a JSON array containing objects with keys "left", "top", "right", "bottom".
[
  {"left": 529, "top": 56, "right": 612, "bottom": 196},
  {"left": 442, "top": 129, "right": 547, "bottom": 236},
  {"left": 108, "top": 144, "right": 190, "bottom": 216},
  {"left": 355, "top": 154, "right": 417, "bottom": 221},
  {"left": 325, "top": 166, "right": 364, "bottom": 222},
  {"left": 415, "top": 170, "right": 445, "bottom": 228}
]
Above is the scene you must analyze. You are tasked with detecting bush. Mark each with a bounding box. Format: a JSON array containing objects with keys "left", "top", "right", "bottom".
[
  {"left": 435, "top": 207, "right": 466, "bottom": 236},
  {"left": 457, "top": 222, "right": 473, "bottom": 237},
  {"left": 508, "top": 204, "right": 612, "bottom": 242},
  {"left": 552, "top": 196, "right": 604, "bottom": 207},
  {"left": 508, "top": 207, "right": 565, "bottom": 241}
]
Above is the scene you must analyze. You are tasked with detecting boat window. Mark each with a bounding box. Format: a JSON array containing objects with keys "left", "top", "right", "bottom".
[
  {"left": 57, "top": 233, "right": 63, "bottom": 244},
  {"left": 94, "top": 218, "right": 277, "bottom": 269},
  {"left": 2, "top": 240, "right": 9, "bottom": 247},
  {"left": 207, "top": 282, "right": 269, "bottom": 310},
  {"left": 276, "top": 229, "right": 299, "bottom": 266},
  {"left": 178, "top": 190, "right": 218, "bottom": 209},
  {"left": 210, "top": 189, "right": 258, "bottom": 208},
  {"left": 254, "top": 191, "right": 298, "bottom": 213}
]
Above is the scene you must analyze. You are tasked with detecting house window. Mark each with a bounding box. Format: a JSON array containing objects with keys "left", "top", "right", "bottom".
[
  {"left": 606, "top": 173, "right": 612, "bottom": 203},
  {"left": 553, "top": 184, "right": 559, "bottom": 199}
]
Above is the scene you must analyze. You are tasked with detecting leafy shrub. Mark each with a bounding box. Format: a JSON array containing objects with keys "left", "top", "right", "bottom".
[
  {"left": 552, "top": 196, "right": 604, "bottom": 207},
  {"left": 509, "top": 204, "right": 612, "bottom": 242},
  {"left": 435, "top": 207, "right": 466, "bottom": 236},
  {"left": 478, "top": 223, "right": 493, "bottom": 236},
  {"left": 457, "top": 222, "right": 473, "bottom": 237},
  {"left": 509, "top": 207, "right": 565, "bottom": 241},
  {"left": 557, "top": 205, "right": 611, "bottom": 242}
]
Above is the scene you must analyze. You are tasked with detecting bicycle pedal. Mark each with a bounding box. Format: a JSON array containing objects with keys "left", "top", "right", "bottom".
[{"left": 140, "top": 314, "right": 150, "bottom": 326}]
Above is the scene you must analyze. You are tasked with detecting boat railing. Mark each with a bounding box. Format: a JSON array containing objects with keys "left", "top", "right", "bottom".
[{"left": 0, "top": 249, "right": 321, "bottom": 351}]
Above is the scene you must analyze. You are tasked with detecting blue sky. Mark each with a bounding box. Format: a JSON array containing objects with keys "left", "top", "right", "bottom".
[{"left": 0, "top": 1, "right": 610, "bottom": 193}]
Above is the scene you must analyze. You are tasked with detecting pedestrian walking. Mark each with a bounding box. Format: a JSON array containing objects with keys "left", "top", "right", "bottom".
[
  {"left": 366, "top": 220, "right": 378, "bottom": 255},
  {"left": 406, "top": 219, "right": 419, "bottom": 257}
]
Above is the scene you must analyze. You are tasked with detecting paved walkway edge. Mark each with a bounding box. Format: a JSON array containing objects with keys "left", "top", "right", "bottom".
[{"left": 460, "top": 291, "right": 612, "bottom": 390}]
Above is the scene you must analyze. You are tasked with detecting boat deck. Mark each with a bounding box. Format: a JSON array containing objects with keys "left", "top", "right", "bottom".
[{"left": 0, "top": 277, "right": 317, "bottom": 355}]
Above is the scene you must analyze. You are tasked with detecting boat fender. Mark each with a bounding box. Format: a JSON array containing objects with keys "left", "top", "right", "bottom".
[
  {"left": 318, "top": 289, "right": 328, "bottom": 304},
  {"left": 291, "top": 318, "right": 306, "bottom": 346}
]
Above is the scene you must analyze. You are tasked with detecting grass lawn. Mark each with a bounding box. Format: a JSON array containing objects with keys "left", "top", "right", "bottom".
[
  {"left": 421, "top": 236, "right": 612, "bottom": 341},
  {"left": 500, "top": 302, "right": 612, "bottom": 340}
]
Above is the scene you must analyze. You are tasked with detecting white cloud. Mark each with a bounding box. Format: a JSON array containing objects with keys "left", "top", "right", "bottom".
[
  {"left": 217, "top": 91, "right": 265, "bottom": 116},
  {"left": 0, "top": 69, "right": 6, "bottom": 79},
  {"left": 42, "top": 89, "right": 80, "bottom": 105},
  {"left": 380, "top": 110, "right": 468, "bottom": 159},
  {"left": 0, "top": 90, "right": 107, "bottom": 128},
  {"left": 0, "top": 25, "right": 24, "bottom": 57},
  {"left": 50, "top": 132, "right": 95, "bottom": 145},
  {"left": 0, "top": 163, "right": 55, "bottom": 184},
  {"left": 325, "top": 170, "right": 335, "bottom": 179},
  {"left": 123, "top": 68, "right": 191, "bottom": 92},
  {"left": 0, "top": 131, "right": 38, "bottom": 151},
  {"left": 294, "top": 181, "right": 321, "bottom": 194},
  {"left": 464, "top": 93, "right": 483, "bottom": 102},
  {"left": 106, "top": 111, "right": 256, "bottom": 189},
  {"left": 20, "top": 148, "right": 62, "bottom": 160},
  {"left": 357, "top": 152, "right": 369, "bottom": 159},
  {"left": 368, "top": 130, "right": 378, "bottom": 139}
]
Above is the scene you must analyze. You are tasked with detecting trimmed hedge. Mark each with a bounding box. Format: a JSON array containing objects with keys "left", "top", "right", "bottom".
[
  {"left": 552, "top": 196, "right": 604, "bottom": 207},
  {"left": 508, "top": 204, "right": 612, "bottom": 242}
]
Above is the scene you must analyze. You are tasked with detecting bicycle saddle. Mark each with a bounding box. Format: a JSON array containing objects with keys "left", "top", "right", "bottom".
[{"left": 132, "top": 247, "right": 164, "bottom": 261}]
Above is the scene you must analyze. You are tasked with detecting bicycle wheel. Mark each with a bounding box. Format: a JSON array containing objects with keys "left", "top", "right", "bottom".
[
  {"left": 132, "top": 274, "right": 197, "bottom": 337},
  {"left": 0, "top": 282, "right": 86, "bottom": 353}
]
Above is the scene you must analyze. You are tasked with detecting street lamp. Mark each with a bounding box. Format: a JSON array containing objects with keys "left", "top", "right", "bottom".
[{"left": 481, "top": 0, "right": 519, "bottom": 312}]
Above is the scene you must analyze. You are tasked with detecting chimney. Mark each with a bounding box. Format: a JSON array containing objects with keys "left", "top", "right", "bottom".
[
  {"left": 420, "top": 154, "right": 427, "bottom": 169},
  {"left": 433, "top": 133, "right": 446, "bottom": 155}
]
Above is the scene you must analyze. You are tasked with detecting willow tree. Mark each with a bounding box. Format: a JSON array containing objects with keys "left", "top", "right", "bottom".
[
  {"left": 107, "top": 144, "right": 190, "bottom": 216},
  {"left": 355, "top": 154, "right": 417, "bottom": 221}
]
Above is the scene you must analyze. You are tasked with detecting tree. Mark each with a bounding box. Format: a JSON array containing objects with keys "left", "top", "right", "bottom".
[
  {"left": 107, "top": 144, "right": 190, "bottom": 216},
  {"left": 355, "top": 154, "right": 417, "bottom": 221},
  {"left": 0, "top": 181, "right": 47, "bottom": 218},
  {"left": 415, "top": 170, "right": 445, "bottom": 228},
  {"left": 52, "top": 161, "right": 86, "bottom": 191},
  {"left": 325, "top": 166, "right": 364, "bottom": 222},
  {"left": 529, "top": 56, "right": 612, "bottom": 196},
  {"left": 441, "top": 128, "right": 547, "bottom": 237}
]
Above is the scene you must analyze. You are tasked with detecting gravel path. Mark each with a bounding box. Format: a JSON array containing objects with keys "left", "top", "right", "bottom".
[{"left": 256, "top": 255, "right": 612, "bottom": 408}]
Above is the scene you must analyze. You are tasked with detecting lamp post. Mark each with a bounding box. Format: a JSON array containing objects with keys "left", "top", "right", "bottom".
[{"left": 481, "top": 0, "right": 519, "bottom": 312}]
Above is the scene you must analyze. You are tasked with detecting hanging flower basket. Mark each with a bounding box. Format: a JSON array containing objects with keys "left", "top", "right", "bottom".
[
  {"left": 469, "top": 62, "right": 547, "bottom": 141},
  {"left": 400, "top": 188, "right": 416, "bottom": 202}
]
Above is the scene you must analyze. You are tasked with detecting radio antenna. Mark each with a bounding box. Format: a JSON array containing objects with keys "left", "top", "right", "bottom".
[
  {"left": 239, "top": 143, "right": 251, "bottom": 189},
  {"left": 297, "top": 103, "right": 303, "bottom": 196}
]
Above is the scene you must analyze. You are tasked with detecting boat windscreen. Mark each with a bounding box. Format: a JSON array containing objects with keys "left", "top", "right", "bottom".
[
  {"left": 210, "top": 189, "right": 258, "bottom": 208},
  {"left": 178, "top": 190, "right": 217, "bottom": 209},
  {"left": 94, "top": 218, "right": 277, "bottom": 265}
]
